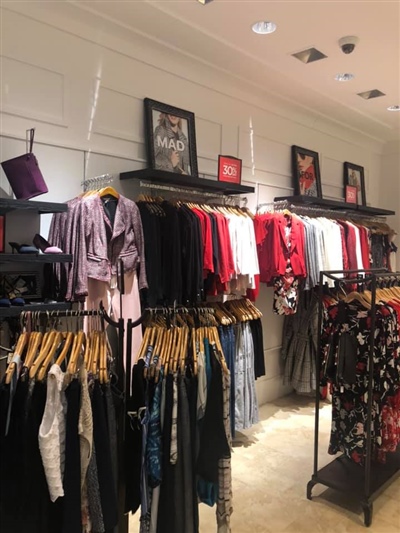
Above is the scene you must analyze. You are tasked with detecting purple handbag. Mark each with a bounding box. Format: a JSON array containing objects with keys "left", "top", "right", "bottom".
[{"left": 1, "top": 128, "right": 48, "bottom": 200}]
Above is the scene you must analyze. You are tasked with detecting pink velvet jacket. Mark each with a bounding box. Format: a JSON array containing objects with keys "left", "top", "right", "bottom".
[{"left": 49, "top": 194, "right": 147, "bottom": 301}]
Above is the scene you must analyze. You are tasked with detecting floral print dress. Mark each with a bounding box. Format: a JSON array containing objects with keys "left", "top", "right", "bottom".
[{"left": 321, "top": 301, "right": 400, "bottom": 465}]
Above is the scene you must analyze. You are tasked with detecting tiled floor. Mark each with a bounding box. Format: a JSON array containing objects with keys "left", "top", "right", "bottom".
[{"left": 129, "top": 394, "right": 400, "bottom": 532}]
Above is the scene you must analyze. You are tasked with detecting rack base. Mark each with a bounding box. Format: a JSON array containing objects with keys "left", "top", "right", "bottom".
[{"left": 307, "top": 450, "right": 400, "bottom": 527}]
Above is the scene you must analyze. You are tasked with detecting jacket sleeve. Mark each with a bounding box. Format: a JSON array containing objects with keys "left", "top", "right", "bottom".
[{"left": 132, "top": 202, "right": 148, "bottom": 290}]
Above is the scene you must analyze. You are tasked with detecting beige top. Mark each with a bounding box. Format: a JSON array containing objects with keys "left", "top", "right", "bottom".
[
  {"left": 38, "top": 364, "right": 66, "bottom": 502},
  {"left": 79, "top": 366, "right": 93, "bottom": 488}
]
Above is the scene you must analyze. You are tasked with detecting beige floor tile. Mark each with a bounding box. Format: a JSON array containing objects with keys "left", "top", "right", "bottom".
[{"left": 129, "top": 394, "right": 400, "bottom": 533}]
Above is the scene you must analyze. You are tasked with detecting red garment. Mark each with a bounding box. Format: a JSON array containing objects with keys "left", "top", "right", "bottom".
[
  {"left": 214, "top": 213, "right": 234, "bottom": 284},
  {"left": 256, "top": 213, "right": 306, "bottom": 284},
  {"left": 192, "top": 208, "right": 214, "bottom": 275},
  {"left": 341, "top": 222, "right": 358, "bottom": 272}
]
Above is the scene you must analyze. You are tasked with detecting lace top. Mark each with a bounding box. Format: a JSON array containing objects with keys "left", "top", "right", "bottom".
[{"left": 38, "top": 364, "right": 67, "bottom": 502}]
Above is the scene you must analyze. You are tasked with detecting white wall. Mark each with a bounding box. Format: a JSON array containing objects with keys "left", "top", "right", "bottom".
[{"left": 0, "top": 2, "right": 396, "bottom": 403}]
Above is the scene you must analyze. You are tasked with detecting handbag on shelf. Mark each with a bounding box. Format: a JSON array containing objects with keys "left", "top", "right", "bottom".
[{"left": 1, "top": 128, "right": 48, "bottom": 200}]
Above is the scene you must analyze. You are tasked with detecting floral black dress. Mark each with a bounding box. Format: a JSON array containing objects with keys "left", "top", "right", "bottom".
[{"left": 321, "top": 301, "right": 400, "bottom": 465}]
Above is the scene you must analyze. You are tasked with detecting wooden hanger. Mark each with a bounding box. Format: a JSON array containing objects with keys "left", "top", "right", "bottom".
[
  {"left": 37, "top": 332, "right": 63, "bottom": 381},
  {"left": 67, "top": 331, "right": 86, "bottom": 375},
  {"left": 24, "top": 332, "right": 43, "bottom": 370},
  {"left": 56, "top": 332, "right": 74, "bottom": 367},
  {"left": 344, "top": 291, "right": 371, "bottom": 309},
  {"left": 99, "top": 331, "right": 108, "bottom": 384},
  {"left": 99, "top": 186, "right": 119, "bottom": 199},
  {"left": 5, "top": 332, "right": 29, "bottom": 384},
  {"left": 29, "top": 331, "right": 56, "bottom": 379}
]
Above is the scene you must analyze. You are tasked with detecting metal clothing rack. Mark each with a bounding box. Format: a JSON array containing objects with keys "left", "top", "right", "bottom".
[
  {"left": 81, "top": 173, "right": 113, "bottom": 192},
  {"left": 307, "top": 269, "right": 400, "bottom": 527},
  {"left": 257, "top": 199, "right": 386, "bottom": 222},
  {"left": 139, "top": 179, "right": 243, "bottom": 202}
]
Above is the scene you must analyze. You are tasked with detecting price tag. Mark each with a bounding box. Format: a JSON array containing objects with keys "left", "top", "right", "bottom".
[
  {"left": 346, "top": 185, "right": 357, "bottom": 204},
  {"left": 218, "top": 155, "right": 242, "bottom": 184}
]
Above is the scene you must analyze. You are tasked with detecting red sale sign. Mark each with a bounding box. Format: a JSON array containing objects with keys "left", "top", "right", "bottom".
[
  {"left": 218, "top": 155, "right": 242, "bottom": 184},
  {"left": 346, "top": 185, "right": 357, "bottom": 204}
]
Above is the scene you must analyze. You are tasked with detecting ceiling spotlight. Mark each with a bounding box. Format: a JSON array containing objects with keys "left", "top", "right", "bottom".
[
  {"left": 252, "top": 21, "right": 277, "bottom": 34},
  {"left": 197, "top": 0, "right": 214, "bottom": 4},
  {"left": 387, "top": 105, "right": 400, "bottom": 112},
  {"left": 335, "top": 73, "right": 355, "bottom": 82}
]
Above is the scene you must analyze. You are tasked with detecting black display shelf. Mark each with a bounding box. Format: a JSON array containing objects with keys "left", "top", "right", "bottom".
[
  {"left": 274, "top": 195, "right": 395, "bottom": 217},
  {"left": 0, "top": 302, "right": 72, "bottom": 318},
  {"left": 0, "top": 198, "right": 68, "bottom": 216},
  {"left": 120, "top": 168, "right": 255, "bottom": 195},
  {"left": 0, "top": 254, "right": 72, "bottom": 264},
  {"left": 308, "top": 451, "right": 400, "bottom": 500}
]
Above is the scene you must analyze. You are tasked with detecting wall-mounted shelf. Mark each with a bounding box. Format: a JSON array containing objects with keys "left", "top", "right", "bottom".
[
  {"left": 0, "top": 198, "right": 68, "bottom": 216},
  {"left": 0, "top": 302, "right": 72, "bottom": 318},
  {"left": 120, "top": 168, "right": 255, "bottom": 195},
  {"left": 274, "top": 195, "right": 395, "bottom": 217},
  {"left": 0, "top": 254, "right": 73, "bottom": 264}
]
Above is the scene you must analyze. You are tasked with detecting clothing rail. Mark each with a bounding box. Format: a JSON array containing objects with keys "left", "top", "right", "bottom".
[
  {"left": 145, "top": 305, "right": 215, "bottom": 315},
  {"left": 139, "top": 179, "right": 233, "bottom": 199},
  {"left": 81, "top": 173, "right": 113, "bottom": 192},
  {"left": 307, "top": 268, "right": 400, "bottom": 527},
  {"left": 257, "top": 199, "right": 386, "bottom": 222}
]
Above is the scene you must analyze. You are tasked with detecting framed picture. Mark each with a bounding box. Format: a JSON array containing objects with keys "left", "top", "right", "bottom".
[
  {"left": 0, "top": 216, "right": 4, "bottom": 253},
  {"left": 292, "top": 145, "right": 322, "bottom": 198},
  {"left": 344, "top": 162, "right": 366, "bottom": 206},
  {"left": 144, "top": 98, "right": 198, "bottom": 177},
  {"left": 0, "top": 271, "right": 40, "bottom": 299}
]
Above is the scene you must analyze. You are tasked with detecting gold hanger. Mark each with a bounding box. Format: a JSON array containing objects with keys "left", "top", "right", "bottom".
[
  {"left": 29, "top": 331, "right": 56, "bottom": 379},
  {"left": 56, "top": 332, "right": 74, "bottom": 367},
  {"left": 37, "top": 332, "right": 63, "bottom": 381},
  {"left": 5, "top": 332, "right": 29, "bottom": 384},
  {"left": 24, "top": 332, "right": 43, "bottom": 370},
  {"left": 98, "top": 186, "right": 119, "bottom": 199},
  {"left": 67, "top": 331, "right": 86, "bottom": 375}
]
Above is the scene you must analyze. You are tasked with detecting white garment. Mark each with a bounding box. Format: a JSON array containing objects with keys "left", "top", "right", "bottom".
[
  {"left": 196, "top": 350, "right": 207, "bottom": 419},
  {"left": 39, "top": 364, "right": 67, "bottom": 502}
]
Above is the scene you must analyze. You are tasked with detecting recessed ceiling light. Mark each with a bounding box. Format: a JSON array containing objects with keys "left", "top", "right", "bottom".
[
  {"left": 387, "top": 105, "right": 400, "bottom": 112},
  {"left": 335, "top": 73, "right": 355, "bottom": 82},
  {"left": 252, "top": 21, "right": 277, "bottom": 35},
  {"left": 292, "top": 47, "right": 327, "bottom": 64},
  {"left": 197, "top": 0, "right": 213, "bottom": 4},
  {"left": 358, "top": 89, "right": 385, "bottom": 100}
]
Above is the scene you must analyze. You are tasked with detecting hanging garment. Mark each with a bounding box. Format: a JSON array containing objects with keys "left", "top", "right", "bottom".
[
  {"left": 321, "top": 300, "right": 400, "bottom": 465},
  {"left": 282, "top": 290, "right": 318, "bottom": 393},
  {"left": 38, "top": 364, "right": 67, "bottom": 502}
]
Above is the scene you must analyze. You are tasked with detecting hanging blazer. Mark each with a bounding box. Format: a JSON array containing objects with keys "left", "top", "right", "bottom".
[
  {"left": 64, "top": 194, "right": 147, "bottom": 301},
  {"left": 258, "top": 213, "right": 306, "bottom": 283}
]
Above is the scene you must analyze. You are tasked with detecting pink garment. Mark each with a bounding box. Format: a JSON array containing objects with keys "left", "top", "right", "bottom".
[{"left": 85, "top": 271, "right": 142, "bottom": 370}]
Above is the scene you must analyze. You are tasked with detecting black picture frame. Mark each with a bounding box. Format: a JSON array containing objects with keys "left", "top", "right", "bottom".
[
  {"left": 144, "top": 98, "right": 199, "bottom": 178},
  {"left": 0, "top": 216, "right": 4, "bottom": 253},
  {"left": 291, "top": 145, "right": 322, "bottom": 198},
  {"left": 344, "top": 161, "right": 366, "bottom": 206}
]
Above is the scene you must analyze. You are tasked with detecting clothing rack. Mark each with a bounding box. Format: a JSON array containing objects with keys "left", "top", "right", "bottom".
[
  {"left": 307, "top": 268, "right": 400, "bottom": 527},
  {"left": 5, "top": 302, "right": 146, "bottom": 533},
  {"left": 257, "top": 199, "right": 386, "bottom": 222},
  {"left": 139, "top": 179, "right": 239, "bottom": 200},
  {"left": 81, "top": 173, "right": 113, "bottom": 192}
]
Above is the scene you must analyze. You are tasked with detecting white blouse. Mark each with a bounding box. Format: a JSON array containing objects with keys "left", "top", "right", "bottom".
[{"left": 38, "top": 364, "right": 67, "bottom": 502}]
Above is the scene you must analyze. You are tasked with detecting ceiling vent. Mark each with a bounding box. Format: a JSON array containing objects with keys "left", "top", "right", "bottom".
[
  {"left": 357, "top": 89, "right": 386, "bottom": 100},
  {"left": 291, "top": 47, "right": 327, "bottom": 64}
]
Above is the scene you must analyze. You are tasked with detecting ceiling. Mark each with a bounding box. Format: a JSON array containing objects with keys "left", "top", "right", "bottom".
[{"left": 74, "top": 1, "right": 399, "bottom": 142}]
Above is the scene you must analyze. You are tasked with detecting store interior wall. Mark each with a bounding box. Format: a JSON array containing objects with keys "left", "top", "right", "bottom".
[{"left": 0, "top": 2, "right": 397, "bottom": 403}]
